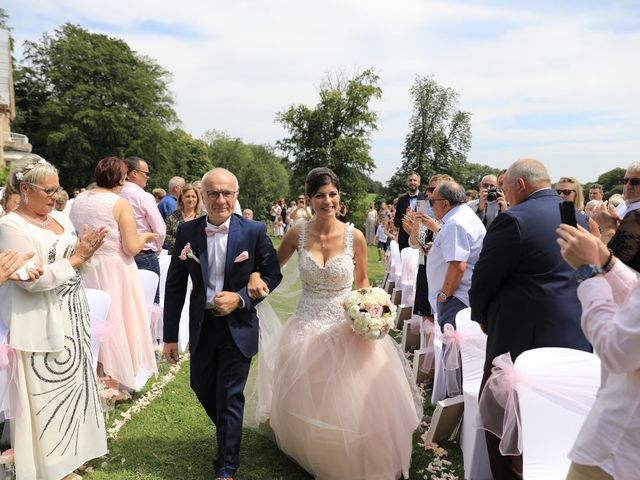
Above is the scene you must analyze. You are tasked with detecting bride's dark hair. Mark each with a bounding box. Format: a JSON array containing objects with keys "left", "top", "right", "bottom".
[{"left": 305, "top": 167, "right": 340, "bottom": 197}]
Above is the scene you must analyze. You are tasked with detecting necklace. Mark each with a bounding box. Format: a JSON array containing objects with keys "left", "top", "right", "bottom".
[{"left": 17, "top": 208, "right": 50, "bottom": 228}]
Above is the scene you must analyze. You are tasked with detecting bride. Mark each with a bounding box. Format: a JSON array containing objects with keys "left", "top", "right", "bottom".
[{"left": 250, "top": 167, "right": 422, "bottom": 480}]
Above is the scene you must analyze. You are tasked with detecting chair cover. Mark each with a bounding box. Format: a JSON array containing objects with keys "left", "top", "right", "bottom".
[
  {"left": 138, "top": 269, "right": 162, "bottom": 344},
  {"left": 389, "top": 240, "right": 402, "bottom": 287},
  {"left": 158, "top": 255, "right": 191, "bottom": 352},
  {"left": 400, "top": 247, "right": 419, "bottom": 306},
  {"left": 516, "top": 348, "right": 600, "bottom": 480},
  {"left": 456, "top": 308, "right": 492, "bottom": 480},
  {"left": 85, "top": 288, "right": 111, "bottom": 372}
]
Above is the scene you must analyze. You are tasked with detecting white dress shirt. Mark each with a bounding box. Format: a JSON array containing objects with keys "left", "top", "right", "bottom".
[
  {"left": 426, "top": 203, "right": 486, "bottom": 312},
  {"left": 205, "top": 217, "right": 231, "bottom": 307}
]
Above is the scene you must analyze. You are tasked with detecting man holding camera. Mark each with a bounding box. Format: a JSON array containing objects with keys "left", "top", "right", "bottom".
[{"left": 469, "top": 174, "right": 508, "bottom": 228}]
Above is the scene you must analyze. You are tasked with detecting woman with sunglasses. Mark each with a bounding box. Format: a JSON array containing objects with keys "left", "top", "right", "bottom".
[
  {"left": 0, "top": 155, "right": 107, "bottom": 480},
  {"left": 556, "top": 176, "right": 585, "bottom": 212}
]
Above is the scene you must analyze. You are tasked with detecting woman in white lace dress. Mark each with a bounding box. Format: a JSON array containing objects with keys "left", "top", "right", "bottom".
[{"left": 253, "top": 168, "right": 421, "bottom": 480}]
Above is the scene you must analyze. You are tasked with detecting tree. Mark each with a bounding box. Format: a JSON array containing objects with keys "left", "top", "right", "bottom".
[
  {"left": 596, "top": 167, "right": 625, "bottom": 198},
  {"left": 386, "top": 76, "right": 472, "bottom": 197},
  {"left": 276, "top": 68, "right": 382, "bottom": 227},
  {"left": 449, "top": 162, "right": 501, "bottom": 191},
  {"left": 205, "top": 132, "right": 289, "bottom": 221},
  {"left": 14, "top": 23, "right": 177, "bottom": 188}
]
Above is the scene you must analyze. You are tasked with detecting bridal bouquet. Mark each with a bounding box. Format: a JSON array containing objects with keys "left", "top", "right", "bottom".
[{"left": 343, "top": 287, "right": 397, "bottom": 340}]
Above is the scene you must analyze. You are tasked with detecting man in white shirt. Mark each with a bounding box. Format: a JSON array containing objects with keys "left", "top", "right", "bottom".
[
  {"left": 427, "top": 181, "right": 486, "bottom": 330},
  {"left": 119, "top": 156, "right": 166, "bottom": 303}
]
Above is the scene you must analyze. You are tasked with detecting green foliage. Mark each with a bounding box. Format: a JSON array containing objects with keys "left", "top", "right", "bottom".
[
  {"left": 276, "top": 68, "right": 382, "bottom": 220},
  {"left": 386, "top": 76, "right": 472, "bottom": 197},
  {"left": 205, "top": 131, "right": 289, "bottom": 220},
  {"left": 449, "top": 162, "right": 501, "bottom": 191},
  {"left": 14, "top": 23, "right": 178, "bottom": 189},
  {"left": 596, "top": 167, "right": 625, "bottom": 198},
  {"left": 0, "top": 165, "right": 8, "bottom": 186}
]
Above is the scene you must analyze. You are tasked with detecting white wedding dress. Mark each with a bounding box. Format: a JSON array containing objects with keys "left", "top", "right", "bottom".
[{"left": 256, "top": 223, "right": 422, "bottom": 480}]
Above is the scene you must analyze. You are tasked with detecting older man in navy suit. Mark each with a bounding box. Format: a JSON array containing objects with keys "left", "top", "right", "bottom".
[
  {"left": 470, "top": 158, "right": 591, "bottom": 480},
  {"left": 163, "top": 168, "right": 282, "bottom": 480}
]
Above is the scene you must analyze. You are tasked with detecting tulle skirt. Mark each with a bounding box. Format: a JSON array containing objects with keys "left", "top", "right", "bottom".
[{"left": 257, "top": 315, "right": 422, "bottom": 480}]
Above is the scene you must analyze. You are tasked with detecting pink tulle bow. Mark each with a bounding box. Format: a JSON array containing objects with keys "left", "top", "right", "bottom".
[
  {"left": 477, "top": 352, "right": 525, "bottom": 455},
  {"left": 0, "top": 343, "right": 20, "bottom": 419},
  {"left": 441, "top": 323, "right": 464, "bottom": 396},
  {"left": 0, "top": 344, "right": 13, "bottom": 368},
  {"left": 93, "top": 319, "right": 113, "bottom": 342},
  {"left": 149, "top": 304, "right": 163, "bottom": 324},
  {"left": 419, "top": 321, "right": 436, "bottom": 374}
]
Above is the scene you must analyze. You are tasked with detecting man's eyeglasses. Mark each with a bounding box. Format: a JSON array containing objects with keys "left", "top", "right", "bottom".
[
  {"left": 29, "top": 183, "right": 63, "bottom": 197},
  {"left": 481, "top": 183, "right": 496, "bottom": 189},
  {"left": 429, "top": 198, "right": 447, "bottom": 206},
  {"left": 205, "top": 190, "right": 237, "bottom": 200},
  {"left": 623, "top": 178, "right": 640, "bottom": 186},
  {"left": 556, "top": 189, "right": 576, "bottom": 196},
  {"left": 135, "top": 169, "right": 150, "bottom": 178}
]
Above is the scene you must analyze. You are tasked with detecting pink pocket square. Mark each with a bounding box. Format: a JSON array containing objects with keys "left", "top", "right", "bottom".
[{"left": 234, "top": 251, "right": 249, "bottom": 263}]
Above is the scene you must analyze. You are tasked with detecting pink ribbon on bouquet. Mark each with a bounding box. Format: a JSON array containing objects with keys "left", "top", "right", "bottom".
[
  {"left": 441, "top": 323, "right": 464, "bottom": 396},
  {"left": 0, "top": 343, "right": 21, "bottom": 419}
]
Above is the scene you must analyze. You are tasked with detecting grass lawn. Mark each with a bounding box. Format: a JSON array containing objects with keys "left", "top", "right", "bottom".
[{"left": 83, "top": 233, "right": 464, "bottom": 479}]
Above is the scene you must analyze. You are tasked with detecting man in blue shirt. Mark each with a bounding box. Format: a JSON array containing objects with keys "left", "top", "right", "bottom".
[{"left": 158, "top": 176, "right": 185, "bottom": 219}]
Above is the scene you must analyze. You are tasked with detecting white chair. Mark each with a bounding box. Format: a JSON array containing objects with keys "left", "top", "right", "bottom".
[
  {"left": 158, "top": 255, "right": 172, "bottom": 306},
  {"left": 515, "top": 348, "right": 601, "bottom": 480},
  {"left": 157, "top": 255, "right": 191, "bottom": 353},
  {"left": 456, "top": 308, "right": 492, "bottom": 480},
  {"left": 431, "top": 325, "right": 447, "bottom": 405},
  {"left": 85, "top": 288, "right": 111, "bottom": 372},
  {"left": 388, "top": 240, "right": 403, "bottom": 287},
  {"left": 399, "top": 247, "right": 419, "bottom": 306},
  {"left": 138, "top": 269, "right": 161, "bottom": 344}
]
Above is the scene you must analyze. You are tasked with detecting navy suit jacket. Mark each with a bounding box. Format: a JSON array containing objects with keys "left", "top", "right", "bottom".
[
  {"left": 469, "top": 189, "right": 591, "bottom": 361},
  {"left": 163, "top": 214, "right": 282, "bottom": 358},
  {"left": 394, "top": 191, "right": 425, "bottom": 250}
]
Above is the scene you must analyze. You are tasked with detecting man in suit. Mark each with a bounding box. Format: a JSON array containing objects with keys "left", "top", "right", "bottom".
[
  {"left": 394, "top": 171, "right": 425, "bottom": 250},
  {"left": 469, "top": 158, "right": 591, "bottom": 480},
  {"left": 163, "top": 168, "right": 282, "bottom": 480}
]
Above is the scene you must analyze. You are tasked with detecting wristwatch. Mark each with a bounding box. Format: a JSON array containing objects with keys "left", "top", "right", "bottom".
[
  {"left": 436, "top": 291, "right": 451, "bottom": 302},
  {"left": 576, "top": 264, "right": 604, "bottom": 283}
]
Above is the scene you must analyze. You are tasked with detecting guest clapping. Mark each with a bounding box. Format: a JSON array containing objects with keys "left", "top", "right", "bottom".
[
  {"left": 0, "top": 155, "right": 107, "bottom": 479},
  {"left": 70, "top": 157, "right": 158, "bottom": 391}
]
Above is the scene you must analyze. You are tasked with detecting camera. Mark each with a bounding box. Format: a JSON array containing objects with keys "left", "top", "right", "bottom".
[{"left": 487, "top": 187, "right": 500, "bottom": 202}]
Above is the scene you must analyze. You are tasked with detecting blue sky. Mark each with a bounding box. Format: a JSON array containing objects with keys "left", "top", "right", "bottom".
[{"left": 4, "top": 0, "right": 639, "bottom": 185}]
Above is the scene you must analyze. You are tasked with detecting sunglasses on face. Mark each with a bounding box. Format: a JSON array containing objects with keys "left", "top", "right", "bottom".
[
  {"left": 623, "top": 178, "right": 640, "bottom": 186},
  {"left": 556, "top": 189, "right": 576, "bottom": 196}
]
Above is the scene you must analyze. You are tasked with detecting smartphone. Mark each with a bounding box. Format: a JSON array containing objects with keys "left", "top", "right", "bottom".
[
  {"left": 559, "top": 201, "right": 577, "bottom": 227},
  {"left": 416, "top": 199, "right": 427, "bottom": 214}
]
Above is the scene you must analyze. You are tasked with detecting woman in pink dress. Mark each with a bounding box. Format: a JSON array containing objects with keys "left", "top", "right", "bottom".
[
  {"left": 252, "top": 168, "right": 422, "bottom": 480},
  {"left": 70, "top": 157, "right": 158, "bottom": 391}
]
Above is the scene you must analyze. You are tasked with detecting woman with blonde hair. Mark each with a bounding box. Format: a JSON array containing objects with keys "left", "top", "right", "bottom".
[
  {"left": 556, "top": 176, "right": 585, "bottom": 212},
  {"left": 0, "top": 155, "right": 107, "bottom": 479},
  {"left": 164, "top": 183, "right": 204, "bottom": 254}
]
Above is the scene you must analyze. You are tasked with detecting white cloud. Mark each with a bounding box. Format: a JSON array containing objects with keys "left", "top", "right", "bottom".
[{"left": 4, "top": 0, "right": 639, "bottom": 185}]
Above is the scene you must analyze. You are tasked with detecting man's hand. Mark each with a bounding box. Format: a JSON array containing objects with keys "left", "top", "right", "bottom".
[
  {"left": 214, "top": 291, "right": 242, "bottom": 315},
  {"left": 496, "top": 194, "right": 508, "bottom": 212},
  {"left": 478, "top": 188, "right": 488, "bottom": 212},
  {"left": 163, "top": 342, "right": 180, "bottom": 364},
  {"left": 247, "top": 272, "right": 269, "bottom": 300},
  {"left": 556, "top": 224, "right": 608, "bottom": 270},
  {"left": 401, "top": 209, "right": 414, "bottom": 235}
]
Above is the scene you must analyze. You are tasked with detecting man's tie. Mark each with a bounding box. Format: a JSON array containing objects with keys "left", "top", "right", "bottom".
[{"left": 205, "top": 224, "right": 229, "bottom": 236}]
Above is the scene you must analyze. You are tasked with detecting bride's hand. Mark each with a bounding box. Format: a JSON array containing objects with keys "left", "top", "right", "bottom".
[{"left": 248, "top": 272, "right": 269, "bottom": 299}]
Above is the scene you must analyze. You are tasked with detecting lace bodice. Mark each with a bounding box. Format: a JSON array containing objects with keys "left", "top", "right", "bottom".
[{"left": 293, "top": 222, "right": 354, "bottom": 333}]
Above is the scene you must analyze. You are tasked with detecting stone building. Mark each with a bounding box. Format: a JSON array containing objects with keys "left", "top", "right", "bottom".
[{"left": 0, "top": 27, "right": 32, "bottom": 168}]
